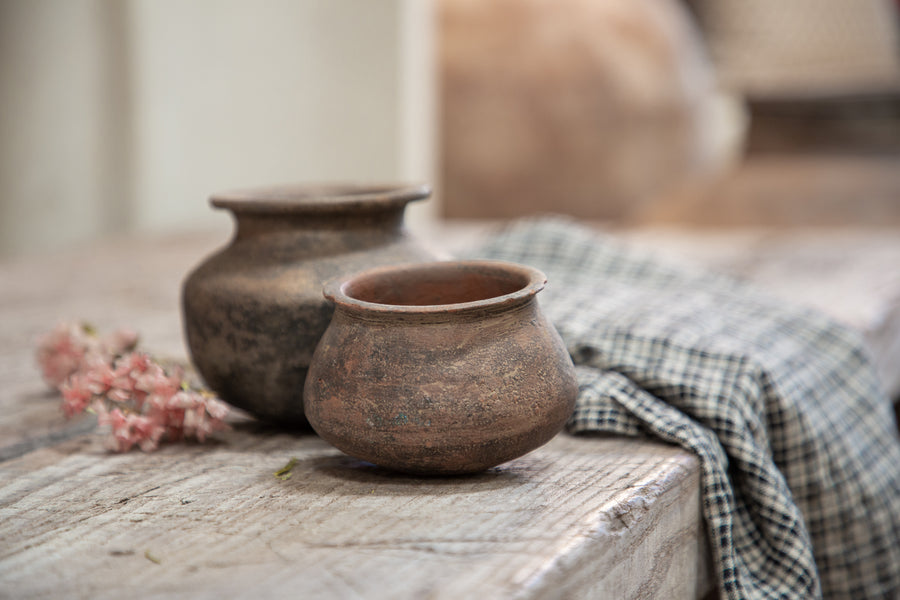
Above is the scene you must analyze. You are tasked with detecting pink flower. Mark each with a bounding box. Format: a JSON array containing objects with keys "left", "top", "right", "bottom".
[
  {"left": 35, "top": 323, "right": 91, "bottom": 387},
  {"left": 59, "top": 373, "right": 94, "bottom": 417},
  {"left": 111, "top": 353, "right": 151, "bottom": 406},
  {"left": 36, "top": 322, "right": 230, "bottom": 452},
  {"left": 135, "top": 362, "right": 181, "bottom": 410},
  {"left": 204, "top": 396, "right": 229, "bottom": 421},
  {"left": 198, "top": 396, "right": 230, "bottom": 441},
  {"left": 84, "top": 355, "right": 145, "bottom": 404},
  {"left": 163, "top": 391, "right": 230, "bottom": 442},
  {"left": 83, "top": 359, "right": 116, "bottom": 395},
  {"left": 114, "top": 352, "right": 152, "bottom": 378},
  {"left": 101, "top": 408, "right": 166, "bottom": 453},
  {"left": 36, "top": 322, "right": 137, "bottom": 389}
]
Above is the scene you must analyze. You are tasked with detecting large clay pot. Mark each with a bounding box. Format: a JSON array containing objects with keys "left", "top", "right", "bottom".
[
  {"left": 181, "top": 183, "right": 435, "bottom": 427},
  {"left": 440, "top": 0, "right": 727, "bottom": 221},
  {"left": 304, "top": 260, "right": 578, "bottom": 474}
]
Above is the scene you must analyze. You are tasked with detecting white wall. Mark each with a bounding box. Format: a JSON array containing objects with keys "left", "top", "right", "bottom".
[
  {"left": 0, "top": 0, "right": 121, "bottom": 256},
  {"left": 0, "top": 0, "right": 436, "bottom": 257}
]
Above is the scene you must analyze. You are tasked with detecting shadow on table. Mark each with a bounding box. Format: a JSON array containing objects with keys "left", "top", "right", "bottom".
[
  {"left": 229, "top": 418, "right": 317, "bottom": 437},
  {"left": 291, "top": 453, "right": 531, "bottom": 497}
]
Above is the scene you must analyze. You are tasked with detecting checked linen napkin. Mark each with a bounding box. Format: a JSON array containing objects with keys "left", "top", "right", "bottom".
[{"left": 474, "top": 219, "right": 900, "bottom": 600}]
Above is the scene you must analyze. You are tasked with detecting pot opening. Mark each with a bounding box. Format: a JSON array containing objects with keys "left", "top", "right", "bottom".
[{"left": 340, "top": 262, "right": 541, "bottom": 308}]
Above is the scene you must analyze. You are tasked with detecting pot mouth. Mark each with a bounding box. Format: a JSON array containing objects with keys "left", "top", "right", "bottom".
[
  {"left": 210, "top": 182, "right": 430, "bottom": 214},
  {"left": 325, "top": 260, "right": 547, "bottom": 316}
]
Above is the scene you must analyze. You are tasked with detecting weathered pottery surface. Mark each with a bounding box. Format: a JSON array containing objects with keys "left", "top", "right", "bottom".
[
  {"left": 181, "top": 183, "right": 435, "bottom": 427},
  {"left": 304, "top": 260, "right": 578, "bottom": 474}
]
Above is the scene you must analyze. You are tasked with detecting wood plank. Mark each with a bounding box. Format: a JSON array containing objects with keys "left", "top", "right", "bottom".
[
  {"left": 0, "top": 229, "right": 714, "bottom": 598},
  {"left": 11, "top": 219, "right": 894, "bottom": 598},
  {"left": 0, "top": 429, "right": 709, "bottom": 599},
  {"left": 9, "top": 215, "right": 894, "bottom": 598}
]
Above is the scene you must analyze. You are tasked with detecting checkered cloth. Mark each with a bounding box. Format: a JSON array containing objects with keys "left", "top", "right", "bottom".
[{"left": 473, "top": 219, "right": 900, "bottom": 600}]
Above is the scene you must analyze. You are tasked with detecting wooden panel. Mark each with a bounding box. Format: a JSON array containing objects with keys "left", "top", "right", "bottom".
[
  {"left": 0, "top": 228, "right": 714, "bottom": 598},
  {"left": 0, "top": 431, "right": 709, "bottom": 599}
]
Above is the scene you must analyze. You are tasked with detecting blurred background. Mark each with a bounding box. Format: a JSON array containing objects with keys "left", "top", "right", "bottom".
[{"left": 1, "top": 0, "right": 899, "bottom": 258}]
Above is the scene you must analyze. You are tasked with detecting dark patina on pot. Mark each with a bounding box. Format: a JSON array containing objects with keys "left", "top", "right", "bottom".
[
  {"left": 181, "top": 183, "right": 435, "bottom": 427},
  {"left": 304, "top": 260, "right": 578, "bottom": 475}
]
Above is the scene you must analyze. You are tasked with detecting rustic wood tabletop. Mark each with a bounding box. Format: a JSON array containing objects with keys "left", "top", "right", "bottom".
[{"left": 2, "top": 224, "right": 898, "bottom": 598}]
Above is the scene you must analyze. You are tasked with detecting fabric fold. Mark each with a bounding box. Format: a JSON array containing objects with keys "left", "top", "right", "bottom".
[{"left": 475, "top": 218, "right": 900, "bottom": 600}]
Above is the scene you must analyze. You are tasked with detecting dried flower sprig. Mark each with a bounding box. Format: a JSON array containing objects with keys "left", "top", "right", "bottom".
[
  {"left": 36, "top": 322, "right": 229, "bottom": 452},
  {"left": 36, "top": 322, "right": 138, "bottom": 388}
]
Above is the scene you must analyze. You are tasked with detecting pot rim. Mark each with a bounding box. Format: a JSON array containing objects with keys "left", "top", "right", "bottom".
[
  {"left": 210, "top": 182, "right": 430, "bottom": 214},
  {"left": 325, "top": 260, "right": 547, "bottom": 317}
]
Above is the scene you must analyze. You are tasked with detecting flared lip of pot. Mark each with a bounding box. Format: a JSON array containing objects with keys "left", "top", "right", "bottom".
[
  {"left": 209, "top": 182, "right": 431, "bottom": 214},
  {"left": 324, "top": 260, "right": 548, "bottom": 318}
]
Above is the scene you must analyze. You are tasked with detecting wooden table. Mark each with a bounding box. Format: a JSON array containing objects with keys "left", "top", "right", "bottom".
[
  {"left": 3, "top": 224, "right": 899, "bottom": 598},
  {"left": 0, "top": 230, "right": 712, "bottom": 599}
]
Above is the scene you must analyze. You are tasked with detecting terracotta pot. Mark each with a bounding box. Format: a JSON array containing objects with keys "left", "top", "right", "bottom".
[
  {"left": 181, "top": 183, "right": 435, "bottom": 427},
  {"left": 304, "top": 260, "right": 577, "bottom": 474}
]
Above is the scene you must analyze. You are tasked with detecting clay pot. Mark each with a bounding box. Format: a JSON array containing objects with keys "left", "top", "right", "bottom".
[
  {"left": 304, "top": 260, "right": 577, "bottom": 475},
  {"left": 181, "top": 183, "right": 435, "bottom": 427}
]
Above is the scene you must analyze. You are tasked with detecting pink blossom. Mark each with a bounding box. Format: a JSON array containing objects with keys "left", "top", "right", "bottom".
[
  {"left": 36, "top": 322, "right": 137, "bottom": 388},
  {"left": 36, "top": 322, "right": 230, "bottom": 452},
  {"left": 113, "top": 353, "right": 152, "bottom": 406},
  {"left": 83, "top": 359, "right": 115, "bottom": 395},
  {"left": 204, "top": 396, "right": 229, "bottom": 421},
  {"left": 162, "top": 391, "right": 229, "bottom": 442},
  {"left": 35, "top": 323, "right": 91, "bottom": 387},
  {"left": 159, "top": 390, "right": 194, "bottom": 440},
  {"left": 101, "top": 408, "right": 166, "bottom": 453},
  {"left": 82, "top": 355, "right": 138, "bottom": 403},
  {"left": 59, "top": 374, "right": 94, "bottom": 418},
  {"left": 196, "top": 400, "right": 230, "bottom": 441},
  {"left": 135, "top": 362, "right": 181, "bottom": 410},
  {"left": 114, "top": 352, "right": 152, "bottom": 379}
]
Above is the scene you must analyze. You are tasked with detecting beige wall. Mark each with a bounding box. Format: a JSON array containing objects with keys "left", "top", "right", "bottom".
[
  {"left": 0, "top": 0, "right": 436, "bottom": 257},
  {"left": 0, "top": 0, "right": 120, "bottom": 256}
]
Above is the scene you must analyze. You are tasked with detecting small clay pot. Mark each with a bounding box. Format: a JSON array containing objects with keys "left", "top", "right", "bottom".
[
  {"left": 181, "top": 183, "right": 436, "bottom": 427},
  {"left": 304, "top": 260, "right": 577, "bottom": 475}
]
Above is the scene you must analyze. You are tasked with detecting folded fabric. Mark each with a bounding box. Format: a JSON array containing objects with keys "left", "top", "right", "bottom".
[{"left": 474, "top": 219, "right": 900, "bottom": 600}]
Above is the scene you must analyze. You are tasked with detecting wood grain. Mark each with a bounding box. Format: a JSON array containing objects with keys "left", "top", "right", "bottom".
[
  {"left": 7, "top": 222, "right": 897, "bottom": 597},
  {"left": 0, "top": 430, "right": 709, "bottom": 599},
  {"left": 0, "top": 227, "right": 714, "bottom": 598}
]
